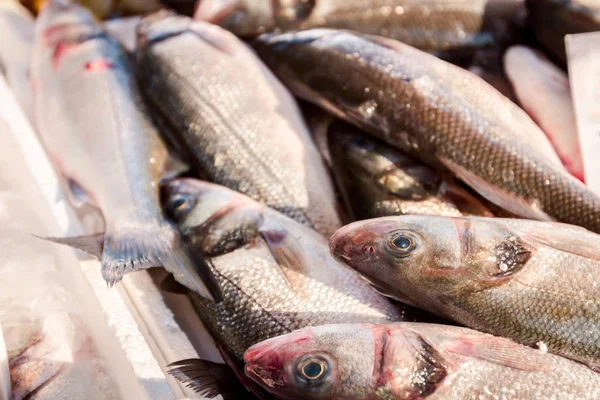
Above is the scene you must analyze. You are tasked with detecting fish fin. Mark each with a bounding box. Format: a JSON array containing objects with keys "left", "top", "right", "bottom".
[
  {"left": 35, "top": 232, "right": 105, "bottom": 259},
  {"left": 446, "top": 335, "right": 547, "bottom": 371},
  {"left": 438, "top": 181, "right": 494, "bottom": 217},
  {"left": 509, "top": 221, "right": 600, "bottom": 262},
  {"left": 260, "top": 229, "right": 310, "bottom": 295},
  {"left": 0, "top": 323, "right": 9, "bottom": 400},
  {"left": 167, "top": 359, "right": 250, "bottom": 400},
  {"left": 159, "top": 274, "right": 190, "bottom": 295},
  {"left": 440, "top": 158, "right": 554, "bottom": 221},
  {"left": 101, "top": 226, "right": 222, "bottom": 301}
]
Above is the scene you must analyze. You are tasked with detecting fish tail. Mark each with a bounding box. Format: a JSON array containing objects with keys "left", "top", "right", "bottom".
[{"left": 101, "top": 224, "right": 221, "bottom": 300}]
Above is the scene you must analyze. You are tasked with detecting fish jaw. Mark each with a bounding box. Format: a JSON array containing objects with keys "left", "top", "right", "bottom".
[{"left": 329, "top": 219, "right": 392, "bottom": 268}]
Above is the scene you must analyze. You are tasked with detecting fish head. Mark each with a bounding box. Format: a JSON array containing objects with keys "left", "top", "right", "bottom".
[
  {"left": 164, "top": 179, "right": 264, "bottom": 255},
  {"left": 330, "top": 216, "right": 470, "bottom": 309},
  {"left": 195, "top": 0, "right": 316, "bottom": 37},
  {"left": 331, "top": 216, "right": 534, "bottom": 313},
  {"left": 244, "top": 324, "right": 375, "bottom": 399},
  {"left": 195, "top": 0, "right": 274, "bottom": 36}
]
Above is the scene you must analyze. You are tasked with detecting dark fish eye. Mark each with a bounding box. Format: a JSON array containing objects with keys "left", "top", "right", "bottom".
[
  {"left": 388, "top": 232, "right": 417, "bottom": 255},
  {"left": 170, "top": 195, "right": 189, "bottom": 211},
  {"left": 347, "top": 135, "right": 375, "bottom": 151},
  {"left": 297, "top": 358, "right": 329, "bottom": 382}
]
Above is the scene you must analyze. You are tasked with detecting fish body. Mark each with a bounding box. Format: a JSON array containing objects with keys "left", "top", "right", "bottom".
[
  {"left": 196, "top": 0, "right": 525, "bottom": 53},
  {"left": 253, "top": 29, "right": 600, "bottom": 232},
  {"left": 527, "top": 0, "right": 600, "bottom": 65},
  {"left": 163, "top": 179, "right": 400, "bottom": 397},
  {"left": 0, "top": 1, "right": 34, "bottom": 122},
  {"left": 328, "top": 119, "right": 493, "bottom": 219},
  {"left": 136, "top": 12, "right": 341, "bottom": 237},
  {"left": 32, "top": 1, "right": 214, "bottom": 295},
  {"left": 244, "top": 322, "right": 600, "bottom": 400},
  {"left": 504, "top": 45, "right": 584, "bottom": 181},
  {"left": 330, "top": 215, "right": 600, "bottom": 369},
  {"left": 165, "top": 179, "right": 400, "bottom": 361}
]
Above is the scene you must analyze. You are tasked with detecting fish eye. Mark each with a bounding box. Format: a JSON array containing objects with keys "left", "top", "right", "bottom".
[
  {"left": 300, "top": 360, "right": 325, "bottom": 379},
  {"left": 169, "top": 195, "right": 193, "bottom": 214},
  {"left": 296, "top": 356, "right": 329, "bottom": 384},
  {"left": 387, "top": 231, "right": 418, "bottom": 256},
  {"left": 347, "top": 135, "right": 375, "bottom": 151}
]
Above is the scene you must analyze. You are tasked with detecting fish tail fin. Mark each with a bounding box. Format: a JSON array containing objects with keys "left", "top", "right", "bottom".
[{"left": 102, "top": 224, "right": 221, "bottom": 301}]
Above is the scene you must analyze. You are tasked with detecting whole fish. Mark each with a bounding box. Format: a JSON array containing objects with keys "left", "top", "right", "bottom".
[
  {"left": 253, "top": 29, "right": 600, "bottom": 232},
  {"left": 330, "top": 215, "right": 600, "bottom": 370},
  {"left": 244, "top": 322, "right": 600, "bottom": 400},
  {"left": 196, "top": 0, "right": 525, "bottom": 53},
  {"left": 328, "top": 119, "right": 493, "bottom": 220},
  {"left": 163, "top": 179, "right": 401, "bottom": 399},
  {"left": 504, "top": 45, "right": 584, "bottom": 181},
  {"left": 0, "top": 0, "right": 34, "bottom": 123},
  {"left": 136, "top": 12, "right": 341, "bottom": 237},
  {"left": 32, "top": 0, "right": 216, "bottom": 296},
  {"left": 527, "top": 0, "right": 600, "bottom": 65}
]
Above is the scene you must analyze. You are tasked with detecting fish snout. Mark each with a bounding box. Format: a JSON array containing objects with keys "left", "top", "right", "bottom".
[
  {"left": 330, "top": 221, "right": 384, "bottom": 267},
  {"left": 244, "top": 340, "right": 287, "bottom": 388}
]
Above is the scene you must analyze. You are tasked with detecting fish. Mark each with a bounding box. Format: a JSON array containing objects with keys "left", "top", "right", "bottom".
[
  {"left": 31, "top": 0, "right": 218, "bottom": 297},
  {"left": 136, "top": 12, "right": 341, "bottom": 237},
  {"left": 252, "top": 29, "right": 600, "bottom": 233},
  {"left": 467, "top": 49, "right": 517, "bottom": 103},
  {"left": 527, "top": 0, "right": 600, "bottom": 65},
  {"left": 244, "top": 322, "right": 600, "bottom": 400},
  {"left": 0, "top": 0, "right": 35, "bottom": 123},
  {"left": 195, "top": 0, "right": 525, "bottom": 54},
  {"left": 504, "top": 45, "right": 584, "bottom": 182},
  {"left": 329, "top": 215, "right": 600, "bottom": 370},
  {"left": 162, "top": 179, "right": 401, "bottom": 398},
  {"left": 328, "top": 119, "right": 494, "bottom": 220}
]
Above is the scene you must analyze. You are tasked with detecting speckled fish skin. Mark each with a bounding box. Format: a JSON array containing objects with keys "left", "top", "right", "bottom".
[
  {"left": 252, "top": 29, "right": 600, "bottom": 233},
  {"left": 330, "top": 215, "right": 600, "bottom": 370},
  {"left": 32, "top": 1, "right": 213, "bottom": 293},
  {"left": 504, "top": 45, "right": 584, "bottom": 182},
  {"left": 328, "top": 119, "right": 493, "bottom": 220},
  {"left": 196, "top": 0, "right": 525, "bottom": 53},
  {"left": 164, "top": 179, "right": 401, "bottom": 364},
  {"left": 136, "top": 12, "right": 341, "bottom": 237},
  {"left": 244, "top": 322, "right": 600, "bottom": 400},
  {"left": 527, "top": 0, "right": 600, "bottom": 65}
]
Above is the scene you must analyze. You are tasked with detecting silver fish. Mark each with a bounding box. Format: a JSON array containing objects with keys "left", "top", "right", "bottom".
[
  {"left": 245, "top": 322, "right": 600, "bottom": 399},
  {"left": 32, "top": 0, "right": 217, "bottom": 296},
  {"left": 163, "top": 179, "right": 401, "bottom": 398},
  {"left": 136, "top": 12, "right": 342, "bottom": 237},
  {"left": 252, "top": 29, "right": 600, "bottom": 233}
]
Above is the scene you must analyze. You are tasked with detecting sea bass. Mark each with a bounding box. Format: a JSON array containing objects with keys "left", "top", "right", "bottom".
[
  {"left": 328, "top": 119, "right": 493, "bottom": 219},
  {"left": 330, "top": 215, "right": 600, "bottom": 370},
  {"left": 163, "top": 179, "right": 400, "bottom": 398},
  {"left": 244, "top": 323, "right": 600, "bottom": 400},
  {"left": 136, "top": 12, "right": 341, "bottom": 237},
  {"left": 196, "top": 0, "right": 525, "bottom": 53},
  {"left": 527, "top": 0, "right": 600, "bottom": 65},
  {"left": 32, "top": 0, "right": 216, "bottom": 296},
  {"left": 504, "top": 45, "right": 584, "bottom": 181},
  {"left": 253, "top": 29, "right": 600, "bottom": 232}
]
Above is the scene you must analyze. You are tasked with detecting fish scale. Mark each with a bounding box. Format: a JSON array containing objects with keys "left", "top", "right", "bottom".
[
  {"left": 253, "top": 29, "right": 600, "bottom": 232},
  {"left": 330, "top": 215, "right": 600, "bottom": 371},
  {"left": 136, "top": 12, "right": 341, "bottom": 237}
]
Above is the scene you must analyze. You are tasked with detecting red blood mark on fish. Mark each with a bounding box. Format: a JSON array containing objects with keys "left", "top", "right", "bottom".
[
  {"left": 85, "top": 59, "right": 114, "bottom": 72},
  {"left": 52, "top": 42, "right": 76, "bottom": 69}
]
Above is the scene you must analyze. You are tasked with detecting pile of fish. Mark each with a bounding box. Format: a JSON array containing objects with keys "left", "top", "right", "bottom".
[{"left": 1, "top": 0, "right": 600, "bottom": 398}]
